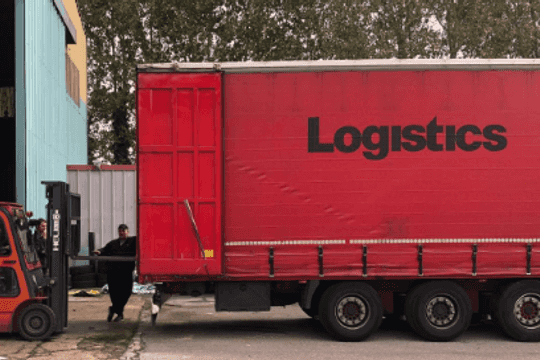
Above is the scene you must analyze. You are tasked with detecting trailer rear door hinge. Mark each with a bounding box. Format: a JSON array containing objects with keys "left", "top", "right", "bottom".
[{"left": 183, "top": 199, "right": 206, "bottom": 259}]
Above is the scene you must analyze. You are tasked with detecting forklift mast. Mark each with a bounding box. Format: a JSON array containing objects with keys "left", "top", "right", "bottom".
[{"left": 42, "top": 181, "right": 81, "bottom": 333}]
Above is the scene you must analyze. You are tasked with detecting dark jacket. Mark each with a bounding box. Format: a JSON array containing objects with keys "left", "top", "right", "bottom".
[
  {"left": 97, "top": 236, "right": 136, "bottom": 273},
  {"left": 34, "top": 233, "right": 48, "bottom": 268}
]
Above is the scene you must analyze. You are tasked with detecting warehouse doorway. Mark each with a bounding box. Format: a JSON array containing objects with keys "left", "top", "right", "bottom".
[
  {"left": 0, "top": 117, "right": 16, "bottom": 203},
  {"left": 0, "top": 0, "right": 16, "bottom": 202}
]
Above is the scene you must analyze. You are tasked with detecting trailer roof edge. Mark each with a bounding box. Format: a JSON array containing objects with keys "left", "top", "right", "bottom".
[{"left": 137, "top": 59, "right": 540, "bottom": 73}]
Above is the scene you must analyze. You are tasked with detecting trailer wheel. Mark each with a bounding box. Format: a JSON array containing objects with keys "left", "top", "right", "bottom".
[
  {"left": 318, "top": 282, "right": 383, "bottom": 341},
  {"left": 406, "top": 281, "right": 472, "bottom": 341},
  {"left": 404, "top": 285, "right": 422, "bottom": 333},
  {"left": 17, "top": 304, "right": 56, "bottom": 341},
  {"left": 495, "top": 280, "right": 540, "bottom": 341}
]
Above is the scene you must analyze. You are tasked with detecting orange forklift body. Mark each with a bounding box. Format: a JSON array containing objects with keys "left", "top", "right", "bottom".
[{"left": 0, "top": 203, "right": 46, "bottom": 333}]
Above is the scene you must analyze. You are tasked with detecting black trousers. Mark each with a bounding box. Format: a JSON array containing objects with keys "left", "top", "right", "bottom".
[{"left": 107, "top": 271, "right": 133, "bottom": 315}]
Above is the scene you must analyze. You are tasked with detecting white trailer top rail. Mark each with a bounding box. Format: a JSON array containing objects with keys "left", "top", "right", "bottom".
[{"left": 138, "top": 59, "right": 540, "bottom": 73}]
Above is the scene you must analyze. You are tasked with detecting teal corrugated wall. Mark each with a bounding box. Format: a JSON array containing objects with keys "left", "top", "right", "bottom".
[{"left": 24, "top": 0, "right": 87, "bottom": 218}]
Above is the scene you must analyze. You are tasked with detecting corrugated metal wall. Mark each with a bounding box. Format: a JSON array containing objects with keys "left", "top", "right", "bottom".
[
  {"left": 67, "top": 166, "right": 137, "bottom": 257},
  {"left": 24, "top": 0, "right": 88, "bottom": 218}
]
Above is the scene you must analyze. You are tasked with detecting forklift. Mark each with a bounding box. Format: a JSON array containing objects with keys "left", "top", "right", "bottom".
[{"left": 0, "top": 182, "right": 80, "bottom": 340}]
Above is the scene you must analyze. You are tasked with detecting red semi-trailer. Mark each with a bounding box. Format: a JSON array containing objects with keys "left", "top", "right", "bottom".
[{"left": 136, "top": 59, "right": 540, "bottom": 342}]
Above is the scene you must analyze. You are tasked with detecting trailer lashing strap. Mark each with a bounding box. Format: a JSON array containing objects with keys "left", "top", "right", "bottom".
[
  {"left": 472, "top": 243, "right": 478, "bottom": 276},
  {"left": 418, "top": 244, "right": 423, "bottom": 277},
  {"left": 318, "top": 246, "right": 324, "bottom": 277},
  {"left": 527, "top": 243, "right": 532, "bottom": 276},
  {"left": 269, "top": 247, "right": 274, "bottom": 278},
  {"left": 362, "top": 245, "right": 368, "bottom": 277},
  {"left": 183, "top": 199, "right": 206, "bottom": 260}
]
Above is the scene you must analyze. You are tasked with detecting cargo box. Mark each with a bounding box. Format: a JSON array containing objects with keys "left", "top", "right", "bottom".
[{"left": 137, "top": 60, "right": 540, "bottom": 282}]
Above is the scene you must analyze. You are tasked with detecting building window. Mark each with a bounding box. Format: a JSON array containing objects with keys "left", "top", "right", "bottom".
[{"left": 66, "top": 51, "right": 79, "bottom": 106}]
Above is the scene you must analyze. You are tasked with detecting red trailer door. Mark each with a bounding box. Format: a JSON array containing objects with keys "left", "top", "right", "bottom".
[{"left": 137, "top": 73, "right": 222, "bottom": 276}]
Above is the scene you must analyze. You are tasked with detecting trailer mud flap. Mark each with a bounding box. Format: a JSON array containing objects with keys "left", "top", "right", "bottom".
[{"left": 137, "top": 73, "right": 223, "bottom": 276}]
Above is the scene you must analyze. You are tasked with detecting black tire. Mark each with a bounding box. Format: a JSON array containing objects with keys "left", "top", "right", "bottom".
[
  {"left": 71, "top": 273, "right": 96, "bottom": 282},
  {"left": 17, "top": 304, "right": 56, "bottom": 341},
  {"left": 70, "top": 265, "right": 94, "bottom": 275},
  {"left": 318, "top": 282, "right": 383, "bottom": 341},
  {"left": 95, "top": 262, "right": 108, "bottom": 274},
  {"left": 494, "top": 280, "right": 540, "bottom": 341},
  {"left": 97, "top": 274, "right": 108, "bottom": 287},
  {"left": 406, "top": 281, "right": 472, "bottom": 341},
  {"left": 405, "top": 284, "right": 423, "bottom": 333},
  {"left": 71, "top": 279, "right": 97, "bottom": 289}
]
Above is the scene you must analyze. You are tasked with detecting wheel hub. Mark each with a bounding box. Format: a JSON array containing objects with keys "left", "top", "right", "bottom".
[
  {"left": 336, "top": 295, "right": 368, "bottom": 329},
  {"left": 514, "top": 294, "right": 540, "bottom": 328},
  {"left": 426, "top": 296, "right": 457, "bottom": 328},
  {"left": 29, "top": 316, "right": 44, "bottom": 330}
]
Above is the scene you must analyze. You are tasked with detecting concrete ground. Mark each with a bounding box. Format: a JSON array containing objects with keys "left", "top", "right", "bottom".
[{"left": 0, "top": 291, "right": 150, "bottom": 360}]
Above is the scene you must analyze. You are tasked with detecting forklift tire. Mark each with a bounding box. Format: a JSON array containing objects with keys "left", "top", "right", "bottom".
[{"left": 17, "top": 304, "right": 56, "bottom": 341}]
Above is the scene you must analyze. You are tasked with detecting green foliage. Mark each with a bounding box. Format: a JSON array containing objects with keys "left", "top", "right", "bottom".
[
  {"left": 80, "top": 0, "right": 142, "bottom": 164},
  {"left": 79, "top": 0, "right": 540, "bottom": 164},
  {"left": 370, "top": 0, "right": 436, "bottom": 59}
]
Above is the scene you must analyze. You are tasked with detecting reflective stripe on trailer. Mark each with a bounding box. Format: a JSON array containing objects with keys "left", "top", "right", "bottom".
[{"left": 225, "top": 238, "right": 540, "bottom": 246}]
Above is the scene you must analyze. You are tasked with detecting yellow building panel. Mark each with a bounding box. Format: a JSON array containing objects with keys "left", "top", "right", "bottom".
[{"left": 63, "top": 0, "right": 87, "bottom": 104}]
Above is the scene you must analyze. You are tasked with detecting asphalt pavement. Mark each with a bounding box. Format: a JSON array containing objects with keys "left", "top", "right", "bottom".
[
  {"left": 0, "top": 291, "right": 149, "bottom": 360},
  {"left": 5, "top": 292, "right": 540, "bottom": 360}
]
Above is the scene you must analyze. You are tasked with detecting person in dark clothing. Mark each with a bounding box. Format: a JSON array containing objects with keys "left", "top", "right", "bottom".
[
  {"left": 0, "top": 221, "right": 10, "bottom": 256},
  {"left": 93, "top": 224, "right": 136, "bottom": 322},
  {"left": 33, "top": 219, "right": 48, "bottom": 271}
]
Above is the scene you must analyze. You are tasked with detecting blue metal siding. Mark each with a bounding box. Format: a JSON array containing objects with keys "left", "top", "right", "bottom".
[
  {"left": 68, "top": 100, "right": 88, "bottom": 164},
  {"left": 24, "top": 0, "right": 87, "bottom": 218}
]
